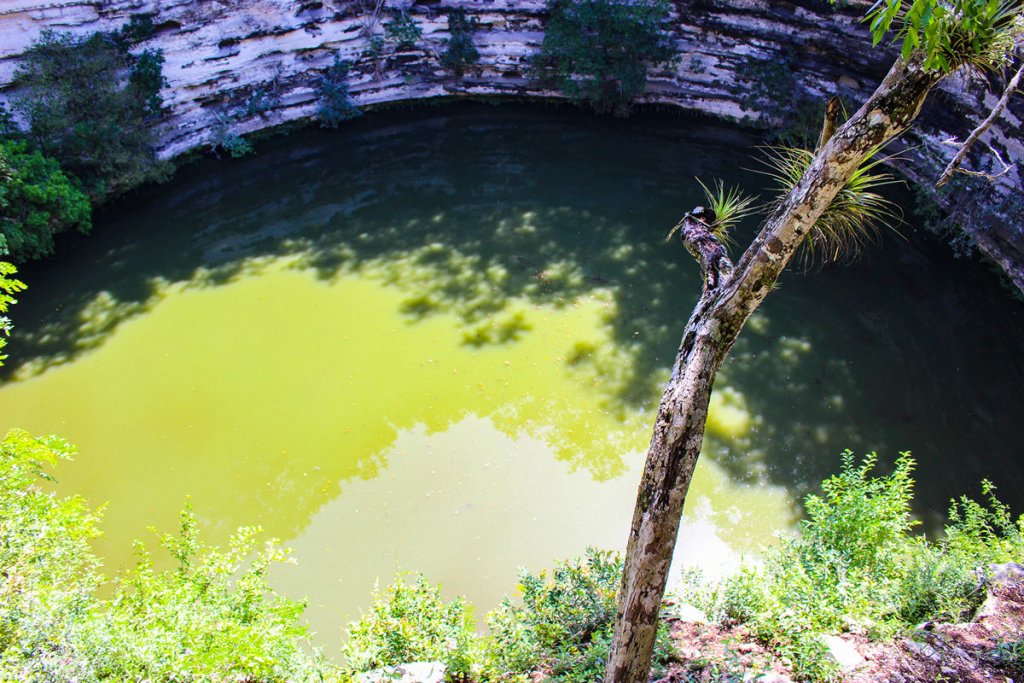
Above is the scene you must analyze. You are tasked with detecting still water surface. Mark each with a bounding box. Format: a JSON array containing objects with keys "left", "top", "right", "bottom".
[{"left": 1, "top": 104, "right": 1022, "bottom": 649}]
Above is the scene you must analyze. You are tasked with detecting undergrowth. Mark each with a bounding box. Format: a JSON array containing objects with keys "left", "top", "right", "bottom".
[
  {"left": 2, "top": 422, "right": 1020, "bottom": 683},
  {"left": 678, "top": 451, "right": 1024, "bottom": 681}
]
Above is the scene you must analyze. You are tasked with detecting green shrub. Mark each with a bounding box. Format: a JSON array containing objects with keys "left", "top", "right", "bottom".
[
  {"left": 991, "top": 636, "right": 1024, "bottom": 675},
  {"left": 12, "top": 27, "right": 169, "bottom": 199},
  {"left": 316, "top": 57, "right": 363, "bottom": 128},
  {"left": 244, "top": 85, "right": 280, "bottom": 118},
  {"left": 0, "top": 139, "right": 92, "bottom": 261},
  {"left": 385, "top": 11, "right": 423, "bottom": 51},
  {"left": 484, "top": 548, "right": 672, "bottom": 683},
  {"left": 128, "top": 48, "right": 167, "bottom": 117},
  {"left": 898, "top": 479, "right": 1024, "bottom": 624},
  {"left": 0, "top": 262, "right": 24, "bottom": 366},
  {"left": 113, "top": 13, "right": 155, "bottom": 49},
  {"left": 0, "top": 430, "right": 102, "bottom": 682},
  {"left": 0, "top": 428, "right": 331, "bottom": 682},
  {"left": 441, "top": 9, "right": 480, "bottom": 79},
  {"left": 210, "top": 113, "right": 255, "bottom": 158},
  {"left": 531, "top": 0, "right": 674, "bottom": 115},
  {"left": 682, "top": 451, "right": 1024, "bottom": 681},
  {"left": 345, "top": 574, "right": 478, "bottom": 678},
  {"left": 81, "top": 508, "right": 328, "bottom": 683}
]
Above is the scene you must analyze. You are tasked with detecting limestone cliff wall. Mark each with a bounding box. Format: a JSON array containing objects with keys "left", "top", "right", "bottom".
[{"left": 1, "top": 0, "right": 1021, "bottom": 291}]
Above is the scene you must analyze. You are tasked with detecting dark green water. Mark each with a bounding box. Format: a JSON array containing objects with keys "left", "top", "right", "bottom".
[{"left": 1, "top": 103, "right": 1022, "bottom": 646}]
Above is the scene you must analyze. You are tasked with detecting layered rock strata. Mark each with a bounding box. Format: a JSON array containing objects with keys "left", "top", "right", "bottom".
[{"left": 1, "top": 0, "right": 1021, "bottom": 291}]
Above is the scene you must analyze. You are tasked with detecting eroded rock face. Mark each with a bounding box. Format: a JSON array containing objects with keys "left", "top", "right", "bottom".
[{"left": 1, "top": 0, "right": 1020, "bottom": 291}]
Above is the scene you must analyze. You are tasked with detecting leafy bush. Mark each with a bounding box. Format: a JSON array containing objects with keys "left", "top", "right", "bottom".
[
  {"left": 316, "top": 57, "right": 363, "bottom": 128},
  {"left": 0, "top": 430, "right": 101, "bottom": 682},
  {"left": 12, "top": 27, "right": 169, "bottom": 199},
  {"left": 441, "top": 9, "right": 480, "bottom": 79},
  {"left": 866, "top": 0, "right": 1023, "bottom": 71},
  {"left": 210, "top": 113, "right": 254, "bottom": 158},
  {"left": 0, "top": 262, "right": 25, "bottom": 366},
  {"left": 899, "top": 479, "right": 1024, "bottom": 624},
  {"left": 128, "top": 48, "right": 167, "bottom": 117},
  {"left": 345, "top": 574, "right": 478, "bottom": 678},
  {"left": 385, "top": 11, "right": 423, "bottom": 51},
  {"left": 0, "top": 139, "right": 92, "bottom": 261},
  {"left": 0, "top": 428, "right": 331, "bottom": 682},
  {"left": 81, "top": 508, "right": 327, "bottom": 682},
  {"left": 484, "top": 548, "right": 672, "bottom": 683},
  {"left": 682, "top": 451, "right": 1024, "bottom": 681},
  {"left": 531, "top": 0, "right": 674, "bottom": 115},
  {"left": 244, "top": 85, "right": 280, "bottom": 118}
]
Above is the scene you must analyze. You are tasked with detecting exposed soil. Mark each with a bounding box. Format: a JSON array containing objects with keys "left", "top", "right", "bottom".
[{"left": 660, "top": 564, "right": 1024, "bottom": 683}]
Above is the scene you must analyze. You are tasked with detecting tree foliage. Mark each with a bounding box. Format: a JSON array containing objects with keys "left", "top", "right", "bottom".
[
  {"left": 441, "top": 8, "right": 481, "bottom": 78},
  {"left": 315, "top": 57, "right": 363, "bottom": 128},
  {"left": 0, "top": 139, "right": 91, "bottom": 261},
  {"left": 866, "top": 0, "right": 1023, "bottom": 70},
  {"left": 0, "top": 262, "right": 25, "bottom": 367},
  {"left": 532, "top": 0, "right": 674, "bottom": 114},
  {"left": 385, "top": 10, "right": 423, "bottom": 51},
  {"left": 12, "top": 26, "right": 169, "bottom": 200}
]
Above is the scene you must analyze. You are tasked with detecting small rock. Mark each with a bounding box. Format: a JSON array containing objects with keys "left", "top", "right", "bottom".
[
  {"left": 822, "top": 634, "right": 865, "bottom": 672},
  {"left": 359, "top": 662, "right": 447, "bottom": 683},
  {"left": 989, "top": 562, "right": 1024, "bottom": 585},
  {"left": 977, "top": 562, "right": 1024, "bottom": 620},
  {"left": 837, "top": 75, "right": 860, "bottom": 90},
  {"left": 906, "top": 640, "right": 942, "bottom": 662},
  {"left": 672, "top": 602, "right": 708, "bottom": 624},
  {"left": 737, "top": 642, "right": 756, "bottom": 654},
  {"left": 755, "top": 673, "right": 794, "bottom": 683}
]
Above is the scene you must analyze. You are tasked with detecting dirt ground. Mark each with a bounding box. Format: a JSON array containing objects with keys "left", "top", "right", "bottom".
[{"left": 659, "top": 564, "right": 1024, "bottom": 683}]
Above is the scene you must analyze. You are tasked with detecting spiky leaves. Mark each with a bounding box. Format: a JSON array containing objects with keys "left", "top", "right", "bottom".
[
  {"left": 666, "top": 179, "right": 757, "bottom": 250},
  {"left": 760, "top": 145, "right": 901, "bottom": 265},
  {"left": 696, "top": 178, "right": 759, "bottom": 248}
]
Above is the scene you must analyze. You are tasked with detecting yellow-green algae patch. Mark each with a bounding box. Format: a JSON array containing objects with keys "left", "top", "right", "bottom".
[{"left": 0, "top": 255, "right": 793, "bottom": 645}]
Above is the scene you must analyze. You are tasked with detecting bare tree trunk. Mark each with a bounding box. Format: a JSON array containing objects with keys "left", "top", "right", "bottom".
[{"left": 604, "top": 54, "right": 942, "bottom": 683}]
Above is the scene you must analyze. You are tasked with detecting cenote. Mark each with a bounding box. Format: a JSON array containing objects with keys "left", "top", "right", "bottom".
[{"left": 1, "top": 103, "right": 1023, "bottom": 650}]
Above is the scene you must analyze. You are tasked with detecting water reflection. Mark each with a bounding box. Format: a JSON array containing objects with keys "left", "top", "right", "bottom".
[
  {"left": 0, "top": 103, "right": 1022, "bottom": 635},
  {"left": 270, "top": 414, "right": 792, "bottom": 646},
  {"left": 0, "top": 261, "right": 662, "bottom": 547}
]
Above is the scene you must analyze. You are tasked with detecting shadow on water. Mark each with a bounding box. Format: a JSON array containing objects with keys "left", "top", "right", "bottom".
[{"left": 3, "top": 102, "right": 1024, "bottom": 534}]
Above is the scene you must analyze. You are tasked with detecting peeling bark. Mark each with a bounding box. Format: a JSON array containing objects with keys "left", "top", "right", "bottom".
[{"left": 604, "top": 54, "right": 943, "bottom": 683}]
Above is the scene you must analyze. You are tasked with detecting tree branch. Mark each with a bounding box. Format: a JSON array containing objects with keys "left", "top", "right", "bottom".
[
  {"left": 936, "top": 60, "right": 1023, "bottom": 188},
  {"left": 817, "top": 96, "right": 842, "bottom": 151},
  {"left": 670, "top": 206, "right": 733, "bottom": 290}
]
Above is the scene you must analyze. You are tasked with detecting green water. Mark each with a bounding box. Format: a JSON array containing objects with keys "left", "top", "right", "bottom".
[{"left": 1, "top": 104, "right": 1022, "bottom": 650}]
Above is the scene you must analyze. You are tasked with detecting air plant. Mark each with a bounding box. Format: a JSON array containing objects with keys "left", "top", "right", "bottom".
[
  {"left": 667, "top": 178, "right": 759, "bottom": 250},
  {"left": 758, "top": 144, "right": 903, "bottom": 266}
]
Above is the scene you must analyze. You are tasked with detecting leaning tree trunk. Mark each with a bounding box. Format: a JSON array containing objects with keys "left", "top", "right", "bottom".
[{"left": 604, "top": 54, "right": 943, "bottom": 683}]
